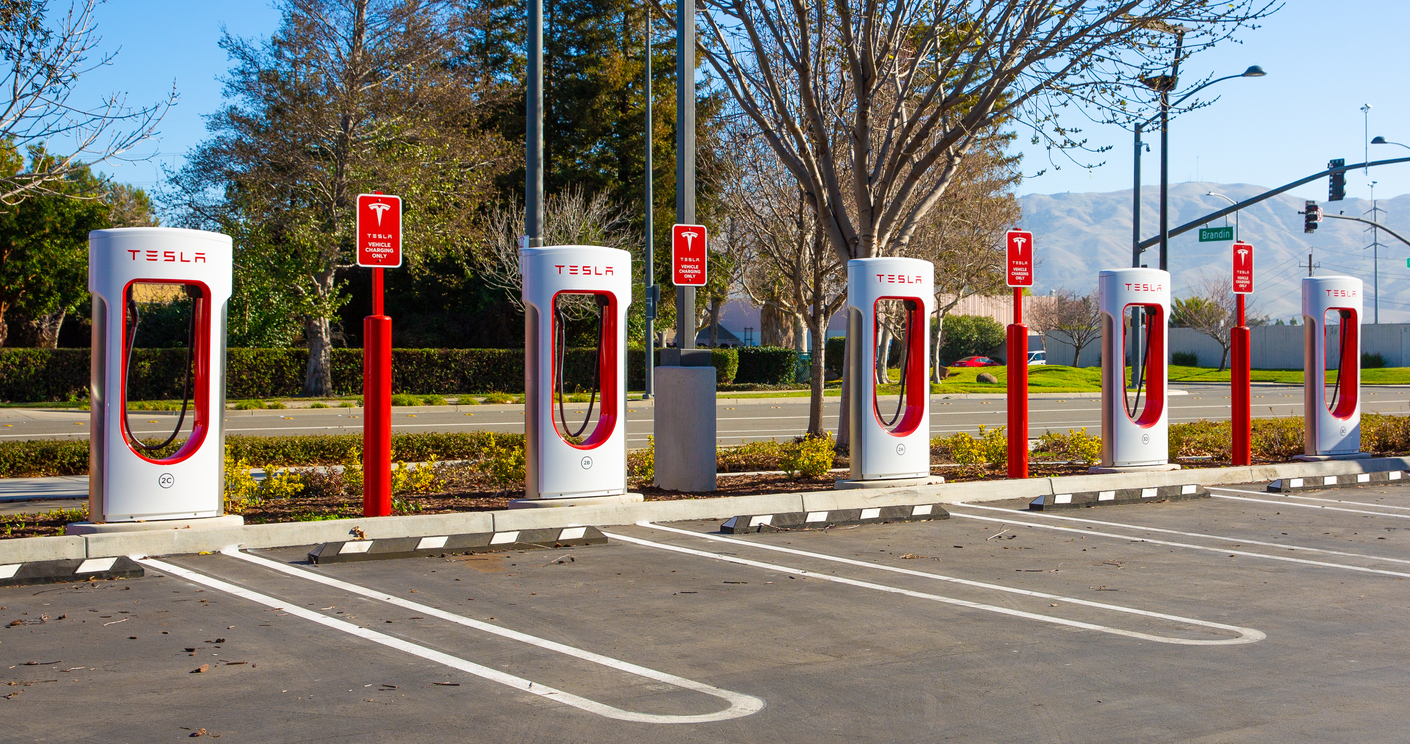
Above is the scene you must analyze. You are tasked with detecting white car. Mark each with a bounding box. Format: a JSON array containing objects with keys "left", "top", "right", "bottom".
[{"left": 1027, "top": 350, "right": 1047, "bottom": 366}]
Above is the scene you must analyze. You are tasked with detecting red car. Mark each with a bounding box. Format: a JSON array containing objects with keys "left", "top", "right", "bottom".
[{"left": 950, "top": 355, "right": 1001, "bottom": 368}]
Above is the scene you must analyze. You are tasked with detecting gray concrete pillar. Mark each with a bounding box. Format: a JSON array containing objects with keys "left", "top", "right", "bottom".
[{"left": 653, "top": 361, "right": 716, "bottom": 493}]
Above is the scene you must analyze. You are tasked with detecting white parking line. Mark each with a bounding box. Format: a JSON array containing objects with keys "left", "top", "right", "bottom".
[
  {"left": 1208, "top": 489, "right": 1410, "bottom": 521},
  {"left": 1209, "top": 485, "right": 1410, "bottom": 511},
  {"left": 611, "top": 524, "right": 1263, "bottom": 646},
  {"left": 947, "top": 504, "right": 1410, "bottom": 579},
  {"left": 138, "top": 553, "right": 764, "bottom": 725}
]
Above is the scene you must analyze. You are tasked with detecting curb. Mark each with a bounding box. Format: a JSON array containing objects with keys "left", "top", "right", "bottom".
[
  {"left": 1029, "top": 484, "right": 1207, "bottom": 510},
  {"left": 0, "top": 556, "right": 143, "bottom": 588},
  {"left": 2, "top": 456, "right": 1409, "bottom": 563},
  {"left": 720, "top": 503, "right": 947, "bottom": 534},
  {"left": 1268, "top": 470, "right": 1407, "bottom": 493},
  {"left": 307, "top": 527, "right": 606, "bottom": 564}
]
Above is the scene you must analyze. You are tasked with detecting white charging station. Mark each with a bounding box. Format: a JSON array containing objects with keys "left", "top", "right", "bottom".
[
  {"left": 1095, "top": 268, "right": 1174, "bottom": 471},
  {"left": 842, "top": 256, "right": 937, "bottom": 485},
  {"left": 1301, "top": 276, "right": 1365, "bottom": 458},
  {"left": 521, "top": 245, "right": 639, "bottom": 505},
  {"left": 84, "top": 228, "right": 234, "bottom": 526}
]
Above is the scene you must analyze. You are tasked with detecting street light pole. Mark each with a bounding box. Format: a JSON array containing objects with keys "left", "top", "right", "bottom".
[
  {"left": 1157, "top": 31, "right": 1184, "bottom": 272},
  {"left": 643, "top": 6, "right": 655, "bottom": 398},
  {"left": 525, "top": 0, "right": 543, "bottom": 247},
  {"left": 674, "top": 0, "right": 695, "bottom": 350},
  {"left": 1206, "top": 191, "right": 1238, "bottom": 241}
]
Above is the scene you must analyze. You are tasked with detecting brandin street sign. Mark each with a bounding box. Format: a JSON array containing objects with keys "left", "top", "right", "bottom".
[
  {"left": 1005, "top": 229, "right": 1034, "bottom": 287},
  {"left": 1232, "top": 241, "right": 1253, "bottom": 294},
  {"left": 1199, "top": 226, "right": 1235, "bottom": 242},
  {"left": 356, "top": 193, "right": 403, "bottom": 268},
  {"left": 672, "top": 224, "right": 707, "bottom": 286}
]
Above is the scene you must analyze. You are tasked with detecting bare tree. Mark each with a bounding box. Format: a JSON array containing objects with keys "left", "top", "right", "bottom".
[
  {"left": 722, "top": 131, "right": 847, "bottom": 435},
  {"left": 1172, "top": 269, "right": 1265, "bottom": 371},
  {"left": 0, "top": 1, "right": 174, "bottom": 207},
  {"left": 480, "top": 187, "right": 633, "bottom": 318},
  {"left": 1029, "top": 289, "right": 1100, "bottom": 367},
  {"left": 907, "top": 133, "right": 1021, "bottom": 381},
  {"left": 693, "top": 0, "right": 1275, "bottom": 266}
]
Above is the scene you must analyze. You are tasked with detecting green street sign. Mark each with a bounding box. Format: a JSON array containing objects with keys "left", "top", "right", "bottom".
[{"left": 1199, "top": 226, "right": 1234, "bottom": 242}]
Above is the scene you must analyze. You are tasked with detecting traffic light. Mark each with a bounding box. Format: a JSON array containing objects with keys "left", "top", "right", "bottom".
[
  {"left": 1328, "top": 158, "right": 1346, "bottom": 202},
  {"left": 1303, "top": 200, "right": 1322, "bottom": 233}
]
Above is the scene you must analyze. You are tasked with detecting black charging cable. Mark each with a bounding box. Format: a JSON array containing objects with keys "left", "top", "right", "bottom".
[
  {"left": 878, "top": 301, "right": 916, "bottom": 428},
  {"left": 556, "top": 295, "right": 608, "bottom": 439},
  {"left": 124, "top": 286, "right": 198, "bottom": 452},
  {"left": 1330, "top": 309, "right": 1351, "bottom": 409},
  {"left": 1125, "top": 309, "right": 1155, "bottom": 419}
]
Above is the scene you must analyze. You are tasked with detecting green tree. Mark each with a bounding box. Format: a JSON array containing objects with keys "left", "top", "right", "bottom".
[
  {"left": 169, "top": 0, "right": 508, "bottom": 393},
  {"left": 937, "top": 315, "right": 1007, "bottom": 365},
  {"left": 0, "top": 147, "right": 110, "bottom": 347}
]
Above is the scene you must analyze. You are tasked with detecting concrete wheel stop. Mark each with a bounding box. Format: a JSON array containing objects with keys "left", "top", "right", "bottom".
[
  {"left": 1268, "top": 469, "right": 1406, "bottom": 493},
  {"left": 1, "top": 556, "right": 143, "bottom": 588},
  {"left": 308, "top": 526, "right": 607, "bottom": 564},
  {"left": 1029, "top": 483, "right": 1207, "bottom": 510},
  {"left": 721, "top": 503, "right": 948, "bottom": 534}
]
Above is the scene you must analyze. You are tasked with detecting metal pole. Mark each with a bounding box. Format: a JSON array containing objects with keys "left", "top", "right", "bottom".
[
  {"left": 1006, "top": 287, "right": 1028, "bottom": 479},
  {"left": 675, "top": 0, "right": 695, "bottom": 349},
  {"left": 1132, "top": 123, "right": 1143, "bottom": 268},
  {"left": 1158, "top": 89, "right": 1170, "bottom": 272},
  {"left": 643, "top": 6, "right": 655, "bottom": 397},
  {"left": 525, "top": 0, "right": 544, "bottom": 247}
]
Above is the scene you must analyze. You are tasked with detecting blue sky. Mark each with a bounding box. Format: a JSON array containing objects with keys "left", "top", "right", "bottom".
[{"left": 80, "top": 0, "right": 1410, "bottom": 204}]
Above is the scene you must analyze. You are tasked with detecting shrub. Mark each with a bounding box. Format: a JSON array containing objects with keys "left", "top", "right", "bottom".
[
  {"left": 932, "top": 425, "right": 1008, "bottom": 466},
  {"left": 717, "top": 439, "right": 791, "bottom": 473},
  {"left": 1363, "top": 352, "right": 1387, "bottom": 369},
  {"left": 628, "top": 436, "right": 655, "bottom": 482},
  {"left": 825, "top": 336, "right": 847, "bottom": 379},
  {"left": 224, "top": 455, "right": 261, "bottom": 513},
  {"left": 482, "top": 392, "right": 516, "bottom": 404},
  {"left": 391, "top": 456, "right": 439, "bottom": 494},
  {"left": 939, "top": 315, "right": 1006, "bottom": 364},
  {"left": 480, "top": 433, "right": 525, "bottom": 490},
  {"left": 781, "top": 433, "right": 835, "bottom": 479},
  {"left": 711, "top": 347, "right": 739, "bottom": 385},
  {"left": 422, "top": 394, "right": 447, "bottom": 406},
  {"left": 309, "top": 402, "right": 330, "bottom": 409},
  {"left": 735, "top": 346, "right": 800, "bottom": 385},
  {"left": 1030, "top": 428, "right": 1102, "bottom": 465},
  {"left": 1172, "top": 351, "right": 1200, "bottom": 367},
  {"left": 390, "top": 393, "right": 422, "bottom": 407}
]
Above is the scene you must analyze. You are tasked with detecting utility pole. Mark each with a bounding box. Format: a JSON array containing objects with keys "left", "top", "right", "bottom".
[
  {"left": 1308, "top": 251, "right": 1315, "bottom": 277},
  {"left": 1365, "top": 180, "right": 1385, "bottom": 324},
  {"left": 1362, "top": 104, "right": 1372, "bottom": 176}
]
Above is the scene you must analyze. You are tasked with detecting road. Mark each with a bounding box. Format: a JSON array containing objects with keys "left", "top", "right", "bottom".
[
  {"left": 6, "top": 479, "right": 1410, "bottom": 741},
  {"left": 5, "top": 383, "right": 1410, "bottom": 446}
]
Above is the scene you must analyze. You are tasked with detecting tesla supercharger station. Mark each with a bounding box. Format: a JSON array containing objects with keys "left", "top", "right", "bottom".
[
  {"left": 521, "top": 245, "right": 640, "bottom": 505},
  {"left": 83, "top": 228, "right": 235, "bottom": 527},
  {"left": 842, "top": 257, "right": 937, "bottom": 486},
  {"left": 1095, "top": 268, "right": 1175, "bottom": 471},
  {"left": 1301, "top": 276, "right": 1365, "bottom": 459}
]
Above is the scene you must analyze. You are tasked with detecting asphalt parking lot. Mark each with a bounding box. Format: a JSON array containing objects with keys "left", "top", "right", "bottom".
[{"left": 6, "top": 479, "right": 1410, "bottom": 742}]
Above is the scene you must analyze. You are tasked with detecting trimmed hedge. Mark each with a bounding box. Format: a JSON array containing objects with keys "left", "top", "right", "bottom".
[
  {"left": 825, "top": 337, "right": 847, "bottom": 379},
  {"left": 0, "top": 346, "right": 752, "bottom": 402},
  {"left": 735, "top": 346, "right": 800, "bottom": 385}
]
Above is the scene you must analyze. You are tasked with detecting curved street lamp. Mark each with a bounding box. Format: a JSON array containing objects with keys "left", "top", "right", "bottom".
[
  {"left": 1132, "top": 65, "right": 1268, "bottom": 269},
  {"left": 1372, "top": 136, "right": 1410, "bottom": 150}
]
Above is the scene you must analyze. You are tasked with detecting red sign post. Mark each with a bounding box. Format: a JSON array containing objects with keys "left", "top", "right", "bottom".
[
  {"left": 355, "top": 192, "right": 402, "bottom": 518},
  {"left": 1231, "top": 241, "right": 1253, "bottom": 466},
  {"left": 672, "top": 224, "right": 708, "bottom": 286},
  {"left": 1004, "top": 229, "right": 1033, "bottom": 479}
]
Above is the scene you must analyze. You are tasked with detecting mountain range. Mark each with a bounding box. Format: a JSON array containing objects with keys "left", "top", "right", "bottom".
[{"left": 1017, "top": 182, "right": 1410, "bottom": 323}]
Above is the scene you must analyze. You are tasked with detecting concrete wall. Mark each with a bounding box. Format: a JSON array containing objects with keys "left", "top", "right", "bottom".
[{"left": 1044, "top": 322, "right": 1410, "bottom": 369}]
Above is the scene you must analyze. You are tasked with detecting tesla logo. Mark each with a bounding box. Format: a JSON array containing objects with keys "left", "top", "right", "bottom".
[
  {"left": 554, "top": 264, "right": 615, "bottom": 276},
  {"left": 876, "top": 274, "right": 923, "bottom": 284},
  {"left": 368, "top": 201, "right": 392, "bottom": 225},
  {"left": 158, "top": 473, "right": 175, "bottom": 489},
  {"left": 1324, "top": 289, "right": 1357, "bottom": 297},
  {"left": 580, "top": 456, "right": 593, "bottom": 470},
  {"left": 1124, "top": 283, "right": 1164, "bottom": 292},
  {"left": 1011, "top": 234, "right": 1028, "bottom": 255},
  {"left": 127, "top": 250, "right": 207, "bottom": 263},
  {"left": 1236, "top": 247, "right": 1249, "bottom": 265},
  {"left": 680, "top": 230, "right": 700, "bottom": 250}
]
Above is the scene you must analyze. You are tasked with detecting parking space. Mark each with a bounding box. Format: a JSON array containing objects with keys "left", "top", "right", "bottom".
[{"left": 6, "top": 479, "right": 1410, "bottom": 741}]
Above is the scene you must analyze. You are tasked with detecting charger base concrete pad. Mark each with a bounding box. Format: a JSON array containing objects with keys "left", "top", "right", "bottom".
[
  {"left": 1087, "top": 463, "right": 1181, "bottom": 474},
  {"left": 508, "top": 493, "right": 644, "bottom": 509},
  {"left": 834, "top": 476, "right": 945, "bottom": 490}
]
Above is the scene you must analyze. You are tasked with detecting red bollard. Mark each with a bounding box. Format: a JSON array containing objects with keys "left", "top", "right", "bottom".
[
  {"left": 1231, "top": 324, "right": 1251, "bottom": 466},
  {"left": 1007, "top": 288, "right": 1029, "bottom": 479},
  {"left": 363, "top": 314, "right": 392, "bottom": 517}
]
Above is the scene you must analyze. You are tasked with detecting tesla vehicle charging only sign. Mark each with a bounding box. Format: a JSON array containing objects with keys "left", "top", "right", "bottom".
[
  {"left": 1005, "top": 229, "right": 1033, "bottom": 287},
  {"left": 672, "top": 224, "right": 707, "bottom": 286},
  {"left": 1233, "top": 241, "right": 1253, "bottom": 294},
  {"left": 357, "top": 193, "right": 403, "bottom": 268}
]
